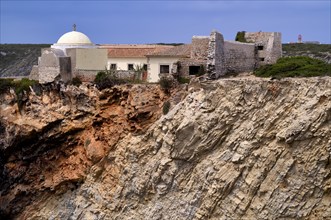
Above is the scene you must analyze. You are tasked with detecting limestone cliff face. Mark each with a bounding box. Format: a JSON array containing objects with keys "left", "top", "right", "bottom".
[{"left": 1, "top": 77, "right": 331, "bottom": 219}]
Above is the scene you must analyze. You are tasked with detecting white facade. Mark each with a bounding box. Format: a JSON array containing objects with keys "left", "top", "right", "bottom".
[
  {"left": 148, "top": 57, "right": 180, "bottom": 82},
  {"left": 107, "top": 56, "right": 180, "bottom": 82},
  {"left": 107, "top": 58, "right": 147, "bottom": 71}
]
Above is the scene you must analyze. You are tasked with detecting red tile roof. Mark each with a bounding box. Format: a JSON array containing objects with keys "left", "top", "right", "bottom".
[{"left": 147, "top": 44, "right": 191, "bottom": 57}]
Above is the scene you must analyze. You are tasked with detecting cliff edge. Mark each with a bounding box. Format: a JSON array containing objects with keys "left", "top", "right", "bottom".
[{"left": 1, "top": 77, "right": 330, "bottom": 219}]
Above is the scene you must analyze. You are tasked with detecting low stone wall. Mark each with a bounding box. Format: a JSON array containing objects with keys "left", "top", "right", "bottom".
[
  {"left": 191, "top": 37, "right": 210, "bottom": 60},
  {"left": 75, "top": 70, "right": 144, "bottom": 82},
  {"left": 74, "top": 69, "right": 100, "bottom": 82},
  {"left": 224, "top": 41, "right": 256, "bottom": 73}
]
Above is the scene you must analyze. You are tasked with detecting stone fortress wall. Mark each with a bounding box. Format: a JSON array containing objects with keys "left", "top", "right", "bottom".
[
  {"left": 245, "top": 32, "right": 282, "bottom": 66},
  {"left": 176, "top": 30, "right": 281, "bottom": 79},
  {"left": 223, "top": 41, "right": 256, "bottom": 73}
]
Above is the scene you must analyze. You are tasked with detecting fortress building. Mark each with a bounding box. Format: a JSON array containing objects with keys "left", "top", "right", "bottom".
[{"left": 30, "top": 26, "right": 282, "bottom": 83}]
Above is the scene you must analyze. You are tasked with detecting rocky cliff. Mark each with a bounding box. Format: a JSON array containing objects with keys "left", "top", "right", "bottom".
[{"left": 0, "top": 77, "right": 330, "bottom": 219}]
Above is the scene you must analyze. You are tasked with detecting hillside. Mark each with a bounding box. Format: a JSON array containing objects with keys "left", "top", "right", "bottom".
[
  {"left": 282, "top": 43, "right": 331, "bottom": 63},
  {"left": 0, "top": 44, "right": 50, "bottom": 77},
  {"left": 1, "top": 77, "right": 330, "bottom": 219}
]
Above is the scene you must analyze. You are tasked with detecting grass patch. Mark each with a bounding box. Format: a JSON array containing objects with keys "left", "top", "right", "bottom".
[
  {"left": 177, "top": 76, "right": 190, "bottom": 84},
  {"left": 254, "top": 56, "right": 331, "bottom": 78},
  {"left": 283, "top": 43, "right": 331, "bottom": 54}
]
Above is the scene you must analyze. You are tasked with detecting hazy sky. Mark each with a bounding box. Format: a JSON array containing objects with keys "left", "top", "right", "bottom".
[{"left": 1, "top": 0, "right": 330, "bottom": 44}]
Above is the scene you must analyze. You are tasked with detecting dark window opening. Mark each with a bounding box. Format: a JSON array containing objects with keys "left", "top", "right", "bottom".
[
  {"left": 259, "top": 58, "right": 265, "bottom": 61},
  {"left": 189, "top": 66, "right": 201, "bottom": 75},
  {"left": 110, "top": 64, "right": 117, "bottom": 70},
  {"left": 257, "top": 45, "right": 264, "bottom": 50},
  {"left": 128, "top": 64, "right": 134, "bottom": 71},
  {"left": 143, "top": 64, "right": 148, "bottom": 71},
  {"left": 160, "top": 65, "right": 170, "bottom": 74}
]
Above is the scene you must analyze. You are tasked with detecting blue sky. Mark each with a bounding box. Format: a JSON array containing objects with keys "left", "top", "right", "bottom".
[{"left": 0, "top": 1, "right": 330, "bottom": 44}]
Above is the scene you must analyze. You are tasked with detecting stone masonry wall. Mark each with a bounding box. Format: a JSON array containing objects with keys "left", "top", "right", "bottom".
[
  {"left": 207, "top": 31, "right": 225, "bottom": 79},
  {"left": 59, "top": 57, "right": 72, "bottom": 83},
  {"left": 176, "top": 37, "right": 209, "bottom": 77},
  {"left": 29, "top": 65, "right": 39, "bottom": 81},
  {"left": 38, "top": 49, "right": 62, "bottom": 84},
  {"left": 191, "top": 37, "right": 210, "bottom": 61},
  {"left": 177, "top": 58, "right": 206, "bottom": 77},
  {"left": 245, "top": 32, "right": 282, "bottom": 66},
  {"left": 74, "top": 69, "right": 99, "bottom": 82},
  {"left": 224, "top": 41, "right": 256, "bottom": 73}
]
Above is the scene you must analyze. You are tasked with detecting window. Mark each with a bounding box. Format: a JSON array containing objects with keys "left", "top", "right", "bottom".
[
  {"left": 143, "top": 64, "right": 148, "bottom": 71},
  {"left": 189, "top": 66, "right": 201, "bottom": 75},
  {"left": 259, "top": 57, "right": 265, "bottom": 61},
  {"left": 110, "top": 64, "right": 117, "bottom": 70},
  {"left": 160, "top": 65, "right": 170, "bottom": 74},
  {"left": 128, "top": 64, "right": 134, "bottom": 71},
  {"left": 257, "top": 45, "right": 264, "bottom": 50}
]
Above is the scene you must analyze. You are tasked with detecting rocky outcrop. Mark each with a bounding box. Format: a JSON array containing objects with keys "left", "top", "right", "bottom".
[
  {"left": 0, "top": 82, "right": 168, "bottom": 218},
  {"left": 1, "top": 77, "right": 331, "bottom": 219}
]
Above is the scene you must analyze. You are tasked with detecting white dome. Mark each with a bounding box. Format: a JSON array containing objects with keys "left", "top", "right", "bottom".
[{"left": 56, "top": 31, "right": 93, "bottom": 45}]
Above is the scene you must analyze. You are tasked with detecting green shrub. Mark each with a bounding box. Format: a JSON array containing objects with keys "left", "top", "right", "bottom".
[
  {"left": 71, "top": 77, "right": 82, "bottom": 87},
  {"left": 12, "top": 78, "right": 38, "bottom": 95},
  {"left": 159, "top": 77, "right": 173, "bottom": 94},
  {"left": 254, "top": 56, "right": 331, "bottom": 78},
  {"left": 235, "top": 31, "right": 247, "bottom": 43},
  {"left": 162, "top": 101, "right": 171, "bottom": 115},
  {"left": 94, "top": 71, "right": 127, "bottom": 90}
]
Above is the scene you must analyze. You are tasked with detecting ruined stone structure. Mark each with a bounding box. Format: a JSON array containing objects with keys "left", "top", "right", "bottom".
[
  {"left": 245, "top": 32, "right": 282, "bottom": 65},
  {"left": 164, "top": 30, "right": 281, "bottom": 79},
  {"left": 223, "top": 41, "right": 256, "bottom": 73}
]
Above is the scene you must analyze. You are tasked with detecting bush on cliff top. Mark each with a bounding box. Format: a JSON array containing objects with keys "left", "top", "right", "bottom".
[
  {"left": 254, "top": 56, "right": 331, "bottom": 78},
  {"left": 159, "top": 77, "right": 174, "bottom": 94},
  {"left": 0, "top": 78, "right": 38, "bottom": 95},
  {"left": 94, "top": 70, "right": 127, "bottom": 90}
]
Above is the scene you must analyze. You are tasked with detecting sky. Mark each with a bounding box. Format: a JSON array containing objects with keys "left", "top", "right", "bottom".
[{"left": 0, "top": 0, "right": 330, "bottom": 44}]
